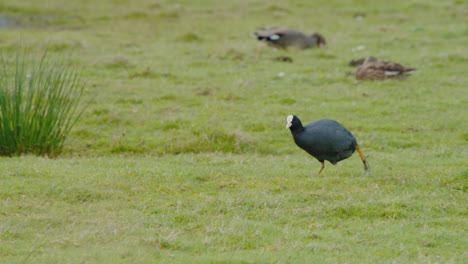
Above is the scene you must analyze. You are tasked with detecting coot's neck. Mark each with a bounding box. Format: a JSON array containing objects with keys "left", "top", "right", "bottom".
[{"left": 289, "top": 120, "right": 305, "bottom": 135}]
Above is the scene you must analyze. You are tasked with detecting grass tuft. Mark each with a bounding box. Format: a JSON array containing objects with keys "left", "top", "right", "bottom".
[{"left": 0, "top": 49, "right": 86, "bottom": 157}]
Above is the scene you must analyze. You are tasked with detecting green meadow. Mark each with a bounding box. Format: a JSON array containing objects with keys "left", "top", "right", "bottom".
[{"left": 1, "top": 0, "right": 467, "bottom": 263}]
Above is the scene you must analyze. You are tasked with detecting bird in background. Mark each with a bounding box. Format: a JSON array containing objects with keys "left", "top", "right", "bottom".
[
  {"left": 286, "top": 115, "right": 370, "bottom": 174},
  {"left": 254, "top": 27, "right": 326, "bottom": 49},
  {"left": 349, "top": 56, "right": 378, "bottom": 67},
  {"left": 353, "top": 56, "right": 417, "bottom": 80}
]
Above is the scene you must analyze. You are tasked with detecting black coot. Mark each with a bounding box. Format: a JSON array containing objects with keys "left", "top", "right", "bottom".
[{"left": 286, "top": 115, "right": 370, "bottom": 174}]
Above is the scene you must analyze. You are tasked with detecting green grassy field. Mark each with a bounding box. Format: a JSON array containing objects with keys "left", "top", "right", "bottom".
[{"left": 1, "top": 0, "right": 467, "bottom": 263}]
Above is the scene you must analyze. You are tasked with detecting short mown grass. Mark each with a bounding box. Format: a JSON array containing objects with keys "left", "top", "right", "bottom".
[{"left": 0, "top": 0, "right": 467, "bottom": 263}]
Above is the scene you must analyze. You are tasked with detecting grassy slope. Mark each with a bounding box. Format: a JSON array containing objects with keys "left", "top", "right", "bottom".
[{"left": 0, "top": 0, "right": 467, "bottom": 263}]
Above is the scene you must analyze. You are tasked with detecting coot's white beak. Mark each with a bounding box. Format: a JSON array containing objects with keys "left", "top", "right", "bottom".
[{"left": 286, "top": 115, "right": 293, "bottom": 129}]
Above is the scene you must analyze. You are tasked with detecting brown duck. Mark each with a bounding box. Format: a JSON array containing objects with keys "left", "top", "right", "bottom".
[
  {"left": 355, "top": 57, "right": 416, "bottom": 80},
  {"left": 254, "top": 27, "right": 326, "bottom": 49}
]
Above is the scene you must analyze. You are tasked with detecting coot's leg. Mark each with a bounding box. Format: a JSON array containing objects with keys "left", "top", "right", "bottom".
[
  {"left": 317, "top": 161, "right": 325, "bottom": 174},
  {"left": 356, "top": 145, "right": 370, "bottom": 173}
]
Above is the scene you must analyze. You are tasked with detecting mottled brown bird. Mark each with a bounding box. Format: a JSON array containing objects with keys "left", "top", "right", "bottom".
[
  {"left": 254, "top": 27, "right": 326, "bottom": 49},
  {"left": 355, "top": 57, "right": 416, "bottom": 80}
]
